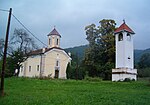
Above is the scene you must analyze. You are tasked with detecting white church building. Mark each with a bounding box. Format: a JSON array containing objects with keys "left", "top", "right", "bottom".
[
  {"left": 112, "top": 21, "right": 137, "bottom": 81},
  {"left": 19, "top": 28, "right": 71, "bottom": 79}
]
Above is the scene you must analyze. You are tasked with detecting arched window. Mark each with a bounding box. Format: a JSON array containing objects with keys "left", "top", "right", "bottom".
[
  {"left": 118, "top": 33, "right": 123, "bottom": 41},
  {"left": 127, "top": 33, "right": 131, "bottom": 41},
  {"left": 49, "top": 38, "right": 51, "bottom": 45},
  {"left": 56, "top": 60, "right": 59, "bottom": 66},
  {"left": 56, "top": 39, "right": 59, "bottom": 45},
  {"left": 37, "top": 65, "right": 39, "bottom": 71},
  {"left": 29, "top": 66, "right": 31, "bottom": 72}
]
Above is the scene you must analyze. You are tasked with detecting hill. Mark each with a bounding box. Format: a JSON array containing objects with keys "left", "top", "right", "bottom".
[
  {"left": 134, "top": 48, "right": 150, "bottom": 63},
  {"left": 65, "top": 45, "right": 88, "bottom": 61},
  {"left": 65, "top": 45, "right": 150, "bottom": 63}
]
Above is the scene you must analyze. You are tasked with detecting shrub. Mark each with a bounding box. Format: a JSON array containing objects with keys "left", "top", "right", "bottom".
[{"left": 84, "top": 76, "right": 102, "bottom": 82}]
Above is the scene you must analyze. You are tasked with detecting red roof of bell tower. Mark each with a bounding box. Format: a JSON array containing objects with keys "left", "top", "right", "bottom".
[{"left": 115, "top": 21, "right": 135, "bottom": 34}]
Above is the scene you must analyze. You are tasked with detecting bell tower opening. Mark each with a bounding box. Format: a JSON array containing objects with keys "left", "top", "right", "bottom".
[{"left": 118, "top": 33, "right": 123, "bottom": 41}]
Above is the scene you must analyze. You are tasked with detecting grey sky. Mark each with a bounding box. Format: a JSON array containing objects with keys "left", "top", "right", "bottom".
[{"left": 0, "top": 0, "right": 150, "bottom": 49}]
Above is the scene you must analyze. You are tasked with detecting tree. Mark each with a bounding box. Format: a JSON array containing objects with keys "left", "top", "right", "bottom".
[
  {"left": 66, "top": 53, "right": 85, "bottom": 80},
  {"left": 0, "top": 28, "right": 38, "bottom": 77},
  {"left": 137, "top": 53, "right": 150, "bottom": 78},
  {"left": 0, "top": 39, "right": 4, "bottom": 59},
  {"left": 11, "top": 28, "right": 38, "bottom": 54},
  {"left": 83, "top": 19, "right": 116, "bottom": 80},
  {"left": 138, "top": 53, "right": 150, "bottom": 68}
]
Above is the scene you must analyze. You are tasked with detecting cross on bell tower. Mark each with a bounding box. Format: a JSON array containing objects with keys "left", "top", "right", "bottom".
[{"left": 112, "top": 21, "right": 137, "bottom": 81}]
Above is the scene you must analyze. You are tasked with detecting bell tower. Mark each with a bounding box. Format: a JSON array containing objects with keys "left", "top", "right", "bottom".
[
  {"left": 47, "top": 27, "right": 61, "bottom": 48},
  {"left": 112, "top": 21, "right": 137, "bottom": 81}
]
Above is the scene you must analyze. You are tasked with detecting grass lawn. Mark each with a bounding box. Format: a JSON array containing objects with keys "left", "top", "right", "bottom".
[{"left": 0, "top": 77, "right": 150, "bottom": 105}]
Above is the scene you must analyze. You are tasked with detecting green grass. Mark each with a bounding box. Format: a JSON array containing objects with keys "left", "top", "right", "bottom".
[{"left": 0, "top": 77, "right": 150, "bottom": 105}]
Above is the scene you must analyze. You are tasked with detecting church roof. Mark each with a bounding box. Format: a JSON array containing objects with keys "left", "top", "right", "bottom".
[
  {"left": 47, "top": 28, "right": 61, "bottom": 37},
  {"left": 28, "top": 47, "right": 64, "bottom": 56},
  {"left": 114, "top": 22, "right": 135, "bottom": 34}
]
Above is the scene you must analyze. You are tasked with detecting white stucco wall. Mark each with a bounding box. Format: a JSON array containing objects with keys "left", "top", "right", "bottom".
[
  {"left": 44, "top": 49, "right": 71, "bottom": 79},
  {"left": 112, "top": 68, "right": 137, "bottom": 81},
  {"left": 19, "top": 48, "right": 71, "bottom": 79},
  {"left": 19, "top": 55, "right": 41, "bottom": 77},
  {"left": 116, "top": 32, "right": 134, "bottom": 69},
  {"left": 48, "top": 35, "right": 60, "bottom": 48}
]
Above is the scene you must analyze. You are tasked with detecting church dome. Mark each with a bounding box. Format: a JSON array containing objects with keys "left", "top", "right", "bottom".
[{"left": 48, "top": 28, "right": 61, "bottom": 37}]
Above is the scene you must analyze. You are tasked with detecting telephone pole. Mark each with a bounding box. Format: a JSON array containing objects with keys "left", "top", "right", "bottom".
[{"left": 0, "top": 8, "right": 12, "bottom": 96}]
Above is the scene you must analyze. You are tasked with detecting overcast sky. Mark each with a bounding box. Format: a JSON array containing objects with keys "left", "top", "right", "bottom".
[{"left": 0, "top": 0, "right": 150, "bottom": 49}]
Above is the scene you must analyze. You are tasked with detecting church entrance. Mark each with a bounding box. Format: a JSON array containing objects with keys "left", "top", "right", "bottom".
[{"left": 54, "top": 70, "right": 59, "bottom": 78}]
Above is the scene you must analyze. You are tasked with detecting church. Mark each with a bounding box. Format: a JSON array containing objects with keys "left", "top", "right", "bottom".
[{"left": 19, "top": 28, "right": 71, "bottom": 79}]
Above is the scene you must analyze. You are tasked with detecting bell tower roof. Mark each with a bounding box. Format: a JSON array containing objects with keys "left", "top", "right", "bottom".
[
  {"left": 48, "top": 27, "right": 61, "bottom": 37},
  {"left": 114, "top": 21, "right": 135, "bottom": 34}
]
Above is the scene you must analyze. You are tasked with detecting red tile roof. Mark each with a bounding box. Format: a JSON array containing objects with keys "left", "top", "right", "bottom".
[
  {"left": 47, "top": 28, "right": 61, "bottom": 37},
  {"left": 115, "top": 22, "right": 135, "bottom": 34}
]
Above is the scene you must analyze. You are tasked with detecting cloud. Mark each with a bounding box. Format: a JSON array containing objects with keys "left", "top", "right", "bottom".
[{"left": 0, "top": 0, "right": 150, "bottom": 49}]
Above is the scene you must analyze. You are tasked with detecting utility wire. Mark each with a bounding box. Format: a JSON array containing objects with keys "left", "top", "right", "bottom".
[
  {"left": 0, "top": 9, "right": 9, "bottom": 12},
  {"left": 0, "top": 8, "right": 47, "bottom": 47},
  {"left": 11, "top": 13, "right": 47, "bottom": 47}
]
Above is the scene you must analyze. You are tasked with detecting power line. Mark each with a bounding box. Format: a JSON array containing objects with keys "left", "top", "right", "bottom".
[
  {"left": 0, "top": 9, "right": 9, "bottom": 12},
  {"left": 11, "top": 13, "right": 47, "bottom": 47},
  {"left": 0, "top": 8, "right": 47, "bottom": 47}
]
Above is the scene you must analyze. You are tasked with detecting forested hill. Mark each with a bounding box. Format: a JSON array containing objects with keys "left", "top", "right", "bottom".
[
  {"left": 134, "top": 48, "right": 150, "bottom": 63},
  {"left": 65, "top": 45, "right": 150, "bottom": 63},
  {"left": 65, "top": 45, "right": 88, "bottom": 61}
]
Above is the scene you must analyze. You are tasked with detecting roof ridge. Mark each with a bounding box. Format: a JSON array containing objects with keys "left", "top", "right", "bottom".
[
  {"left": 114, "top": 22, "right": 135, "bottom": 34},
  {"left": 47, "top": 28, "right": 61, "bottom": 37}
]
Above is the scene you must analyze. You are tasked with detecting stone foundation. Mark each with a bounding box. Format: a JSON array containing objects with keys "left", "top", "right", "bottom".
[{"left": 112, "top": 68, "right": 137, "bottom": 81}]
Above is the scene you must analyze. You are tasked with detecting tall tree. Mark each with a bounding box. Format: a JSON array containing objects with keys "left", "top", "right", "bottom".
[
  {"left": 1, "top": 28, "right": 38, "bottom": 77},
  {"left": 83, "top": 19, "right": 116, "bottom": 80},
  {"left": 11, "top": 28, "right": 38, "bottom": 54}
]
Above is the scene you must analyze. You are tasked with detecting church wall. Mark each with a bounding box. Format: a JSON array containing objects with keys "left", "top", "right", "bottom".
[
  {"left": 19, "top": 55, "right": 41, "bottom": 77},
  {"left": 48, "top": 35, "right": 60, "bottom": 48},
  {"left": 44, "top": 49, "right": 70, "bottom": 79}
]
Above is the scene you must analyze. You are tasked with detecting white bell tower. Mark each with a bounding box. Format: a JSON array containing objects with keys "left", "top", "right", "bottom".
[
  {"left": 112, "top": 21, "right": 137, "bottom": 81},
  {"left": 47, "top": 27, "right": 61, "bottom": 48}
]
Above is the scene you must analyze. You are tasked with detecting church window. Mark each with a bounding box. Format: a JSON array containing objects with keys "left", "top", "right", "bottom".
[
  {"left": 56, "top": 60, "right": 59, "bottom": 67},
  {"left": 37, "top": 65, "right": 39, "bottom": 71},
  {"left": 56, "top": 39, "right": 59, "bottom": 45},
  {"left": 118, "top": 33, "right": 123, "bottom": 41},
  {"left": 29, "top": 66, "right": 31, "bottom": 72},
  {"left": 21, "top": 66, "right": 23, "bottom": 72},
  {"left": 127, "top": 33, "right": 131, "bottom": 41},
  {"left": 49, "top": 38, "right": 51, "bottom": 45}
]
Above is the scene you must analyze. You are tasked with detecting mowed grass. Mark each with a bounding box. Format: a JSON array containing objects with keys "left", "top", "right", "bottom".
[{"left": 0, "top": 78, "right": 150, "bottom": 105}]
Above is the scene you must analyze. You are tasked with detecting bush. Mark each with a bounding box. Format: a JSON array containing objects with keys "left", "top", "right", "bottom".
[
  {"left": 138, "top": 68, "right": 150, "bottom": 77},
  {"left": 84, "top": 76, "right": 102, "bottom": 82}
]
